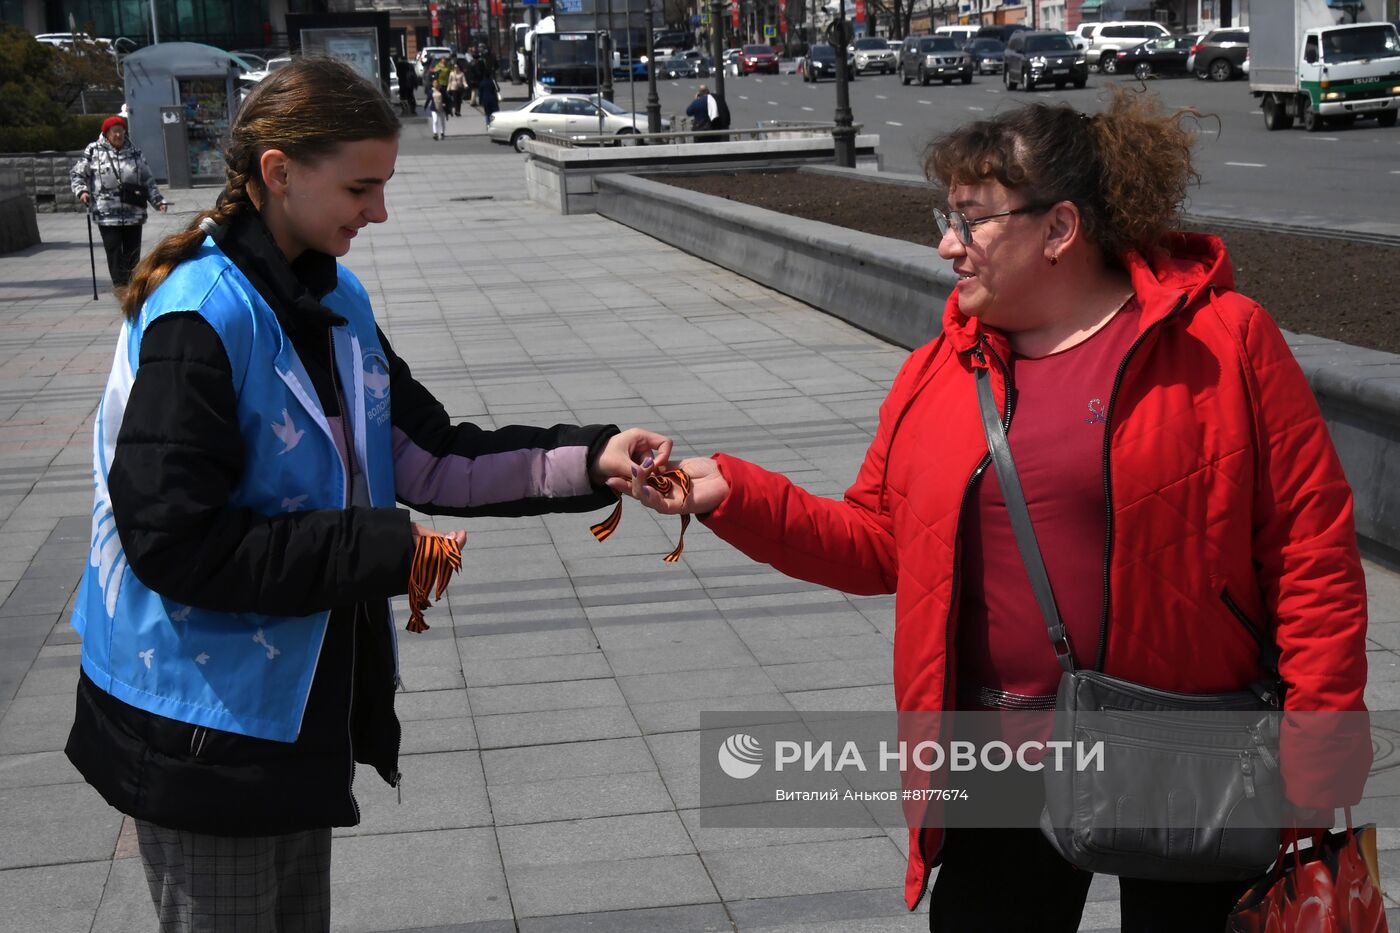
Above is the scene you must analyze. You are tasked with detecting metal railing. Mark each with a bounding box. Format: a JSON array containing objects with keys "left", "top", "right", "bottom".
[{"left": 532, "top": 120, "right": 862, "bottom": 148}]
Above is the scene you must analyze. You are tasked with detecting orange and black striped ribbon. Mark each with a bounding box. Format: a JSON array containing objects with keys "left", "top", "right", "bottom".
[
  {"left": 406, "top": 533, "right": 463, "bottom": 633},
  {"left": 591, "top": 467, "right": 692, "bottom": 563}
]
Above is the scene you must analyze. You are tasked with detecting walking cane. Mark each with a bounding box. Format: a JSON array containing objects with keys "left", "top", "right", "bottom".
[{"left": 86, "top": 210, "right": 99, "bottom": 301}]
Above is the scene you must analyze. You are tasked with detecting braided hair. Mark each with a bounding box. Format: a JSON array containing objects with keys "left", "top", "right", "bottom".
[{"left": 120, "top": 58, "right": 399, "bottom": 321}]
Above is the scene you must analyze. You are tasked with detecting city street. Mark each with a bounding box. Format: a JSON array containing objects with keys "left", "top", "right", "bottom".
[{"left": 469, "top": 68, "right": 1400, "bottom": 232}]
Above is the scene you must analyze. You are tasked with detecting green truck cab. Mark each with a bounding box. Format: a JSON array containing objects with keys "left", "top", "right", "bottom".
[{"left": 1251, "top": 7, "right": 1400, "bottom": 133}]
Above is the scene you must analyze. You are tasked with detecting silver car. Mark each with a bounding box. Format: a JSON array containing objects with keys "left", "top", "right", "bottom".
[
  {"left": 488, "top": 94, "right": 670, "bottom": 151},
  {"left": 851, "top": 36, "right": 896, "bottom": 75}
]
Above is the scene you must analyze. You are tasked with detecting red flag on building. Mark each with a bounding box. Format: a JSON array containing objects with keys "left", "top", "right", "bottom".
[
  {"left": 430, "top": 2, "right": 440, "bottom": 36},
  {"left": 731, "top": 2, "right": 740, "bottom": 30},
  {"left": 778, "top": 0, "right": 787, "bottom": 32},
  {"left": 854, "top": 0, "right": 865, "bottom": 22}
]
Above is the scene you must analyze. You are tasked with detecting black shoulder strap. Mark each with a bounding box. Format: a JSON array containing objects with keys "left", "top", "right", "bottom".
[{"left": 974, "top": 366, "right": 1076, "bottom": 673}]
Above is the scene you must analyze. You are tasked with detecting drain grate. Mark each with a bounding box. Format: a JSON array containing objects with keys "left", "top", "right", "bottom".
[{"left": 449, "top": 195, "right": 495, "bottom": 202}]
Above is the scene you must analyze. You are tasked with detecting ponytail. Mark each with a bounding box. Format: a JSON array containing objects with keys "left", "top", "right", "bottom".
[
  {"left": 924, "top": 85, "right": 1201, "bottom": 260},
  {"left": 118, "top": 57, "right": 399, "bottom": 322},
  {"left": 119, "top": 165, "right": 255, "bottom": 322}
]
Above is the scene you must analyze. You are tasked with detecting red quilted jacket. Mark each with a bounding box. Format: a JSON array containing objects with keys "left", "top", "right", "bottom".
[{"left": 701, "top": 233, "right": 1369, "bottom": 910}]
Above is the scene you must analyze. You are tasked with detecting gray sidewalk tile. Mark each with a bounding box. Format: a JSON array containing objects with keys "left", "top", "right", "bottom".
[
  {"left": 724, "top": 888, "right": 910, "bottom": 931},
  {"left": 506, "top": 853, "right": 719, "bottom": 919},
  {"left": 90, "top": 856, "right": 158, "bottom": 933},
  {"left": 481, "top": 737, "right": 656, "bottom": 787},
  {"left": 0, "top": 748, "right": 82, "bottom": 790},
  {"left": 632, "top": 693, "right": 797, "bottom": 737},
  {"left": 498, "top": 812, "right": 695, "bottom": 867},
  {"left": 488, "top": 770, "right": 675, "bottom": 826},
  {"left": 474, "top": 705, "right": 640, "bottom": 750},
  {"left": 331, "top": 828, "right": 512, "bottom": 933},
  {"left": 702, "top": 838, "right": 909, "bottom": 902},
  {"left": 0, "top": 782, "right": 121, "bottom": 869},
  {"left": 336, "top": 751, "right": 492, "bottom": 837},
  {"left": 400, "top": 716, "right": 480, "bottom": 755},
  {"left": 462, "top": 651, "right": 613, "bottom": 687},
  {"left": 0, "top": 691, "right": 78, "bottom": 754},
  {"left": 467, "top": 678, "right": 626, "bottom": 716},
  {"left": 518, "top": 903, "right": 733, "bottom": 933},
  {"left": 680, "top": 806, "right": 891, "bottom": 853},
  {"left": 0, "top": 860, "right": 109, "bottom": 933},
  {"left": 616, "top": 666, "right": 779, "bottom": 705}
]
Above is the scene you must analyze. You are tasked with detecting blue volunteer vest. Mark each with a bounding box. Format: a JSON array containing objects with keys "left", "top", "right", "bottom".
[{"left": 72, "top": 240, "right": 400, "bottom": 742}]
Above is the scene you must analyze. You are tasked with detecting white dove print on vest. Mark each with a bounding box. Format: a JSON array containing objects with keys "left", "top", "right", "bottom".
[
  {"left": 364, "top": 360, "right": 390, "bottom": 399},
  {"left": 271, "top": 408, "right": 304, "bottom": 455},
  {"left": 169, "top": 605, "right": 193, "bottom": 622},
  {"left": 252, "top": 627, "right": 281, "bottom": 660},
  {"left": 139, "top": 648, "right": 154, "bottom": 669},
  {"left": 281, "top": 494, "right": 308, "bottom": 512}
]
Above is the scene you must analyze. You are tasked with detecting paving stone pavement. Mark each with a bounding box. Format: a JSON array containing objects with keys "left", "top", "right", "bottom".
[{"left": 1, "top": 150, "right": 1399, "bottom": 933}]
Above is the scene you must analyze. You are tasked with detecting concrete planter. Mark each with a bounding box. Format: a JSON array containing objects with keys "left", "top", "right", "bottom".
[
  {"left": 0, "top": 151, "right": 85, "bottom": 214},
  {"left": 595, "top": 165, "right": 1400, "bottom": 560},
  {"left": 525, "top": 133, "right": 881, "bottom": 215}
]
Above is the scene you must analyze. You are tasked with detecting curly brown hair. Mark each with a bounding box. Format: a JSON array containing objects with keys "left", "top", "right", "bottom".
[
  {"left": 923, "top": 86, "right": 1200, "bottom": 261},
  {"left": 119, "top": 57, "right": 399, "bottom": 321}
]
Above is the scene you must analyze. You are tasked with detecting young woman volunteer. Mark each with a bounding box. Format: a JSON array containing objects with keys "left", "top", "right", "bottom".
[{"left": 65, "top": 58, "right": 665, "bottom": 931}]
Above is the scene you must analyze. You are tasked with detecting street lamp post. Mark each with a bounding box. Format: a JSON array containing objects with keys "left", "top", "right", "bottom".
[
  {"left": 831, "top": 0, "right": 855, "bottom": 166},
  {"left": 710, "top": 0, "right": 726, "bottom": 103},
  {"left": 603, "top": 0, "right": 615, "bottom": 101},
  {"left": 645, "top": 0, "right": 661, "bottom": 132}
]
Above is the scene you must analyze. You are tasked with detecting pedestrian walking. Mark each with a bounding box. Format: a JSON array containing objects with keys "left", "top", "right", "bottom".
[
  {"left": 64, "top": 57, "right": 666, "bottom": 933},
  {"left": 70, "top": 115, "right": 168, "bottom": 289},
  {"left": 395, "top": 55, "right": 419, "bottom": 115},
  {"left": 627, "top": 89, "right": 1369, "bottom": 931},
  {"left": 477, "top": 69, "right": 500, "bottom": 128},
  {"left": 428, "top": 79, "right": 447, "bottom": 139},
  {"left": 447, "top": 61, "right": 468, "bottom": 117}
]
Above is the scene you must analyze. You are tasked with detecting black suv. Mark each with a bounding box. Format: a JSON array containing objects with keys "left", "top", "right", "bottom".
[
  {"left": 1189, "top": 27, "right": 1249, "bottom": 81},
  {"left": 1003, "top": 30, "right": 1088, "bottom": 91},
  {"left": 898, "top": 36, "right": 973, "bottom": 86}
]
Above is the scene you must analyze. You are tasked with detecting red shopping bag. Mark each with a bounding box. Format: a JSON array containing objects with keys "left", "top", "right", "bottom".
[{"left": 1229, "top": 812, "right": 1387, "bottom": 933}]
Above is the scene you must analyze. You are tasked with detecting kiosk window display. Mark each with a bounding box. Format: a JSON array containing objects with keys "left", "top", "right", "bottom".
[
  {"left": 178, "top": 78, "right": 232, "bottom": 183},
  {"left": 122, "top": 42, "right": 244, "bottom": 185}
]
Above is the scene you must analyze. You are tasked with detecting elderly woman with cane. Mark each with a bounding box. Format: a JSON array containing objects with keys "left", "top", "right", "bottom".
[{"left": 71, "top": 114, "right": 168, "bottom": 290}]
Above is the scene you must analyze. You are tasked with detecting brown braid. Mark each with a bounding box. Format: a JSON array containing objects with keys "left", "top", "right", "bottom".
[{"left": 119, "top": 58, "right": 400, "bottom": 321}]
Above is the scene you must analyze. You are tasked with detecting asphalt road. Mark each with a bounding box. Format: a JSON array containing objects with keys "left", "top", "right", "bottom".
[{"left": 404, "top": 68, "right": 1400, "bottom": 233}]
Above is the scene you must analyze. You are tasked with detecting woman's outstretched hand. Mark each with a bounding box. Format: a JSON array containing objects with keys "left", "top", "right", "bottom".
[
  {"left": 595, "top": 428, "right": 673, "bottom": 489},
  {"left": 631, "top": 456, "right": 730, "bottom": 515}
]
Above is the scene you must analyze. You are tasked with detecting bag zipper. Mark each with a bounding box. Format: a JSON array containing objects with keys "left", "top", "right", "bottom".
[{"left": 1076, "top": 730, "right": 1266, "bottom": 798}]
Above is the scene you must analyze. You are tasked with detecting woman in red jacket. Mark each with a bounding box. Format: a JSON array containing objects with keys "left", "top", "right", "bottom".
[{"left": 632, "top": 91, "right": 1370, "bottom": 931}]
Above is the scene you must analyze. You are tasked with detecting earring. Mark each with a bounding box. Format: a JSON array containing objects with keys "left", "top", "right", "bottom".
[{"left": 1048, "top": 255, "right": 1059, "bottom": 267}]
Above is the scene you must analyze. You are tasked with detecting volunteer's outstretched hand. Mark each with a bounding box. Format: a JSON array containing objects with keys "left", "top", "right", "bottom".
[{"left": 595, "top": 428, "right": 674, "bottom": 490}]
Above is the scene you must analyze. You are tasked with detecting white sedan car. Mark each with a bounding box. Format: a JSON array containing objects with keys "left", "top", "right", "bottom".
[{"left": 489, "top": 94, "right": 670, "bottom": 152}]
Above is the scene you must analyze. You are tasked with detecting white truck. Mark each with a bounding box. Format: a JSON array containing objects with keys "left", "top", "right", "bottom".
[{"left": 1250, "top": 0, "right": 1400, "bottom": 132}]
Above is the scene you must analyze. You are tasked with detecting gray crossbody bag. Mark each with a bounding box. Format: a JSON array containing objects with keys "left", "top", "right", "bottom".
[{"left": 974, "top": 366, "right": 1284, "bottom": 882}]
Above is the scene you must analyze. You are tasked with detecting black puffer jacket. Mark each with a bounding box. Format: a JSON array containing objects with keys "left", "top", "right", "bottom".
[{"left": 66, "top": 211, "right": 620, "bottom": 836}]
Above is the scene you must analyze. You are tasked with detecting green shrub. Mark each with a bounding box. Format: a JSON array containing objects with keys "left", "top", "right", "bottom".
[{"left": 0, "top": 115, "right": 107, "bottom": 153}]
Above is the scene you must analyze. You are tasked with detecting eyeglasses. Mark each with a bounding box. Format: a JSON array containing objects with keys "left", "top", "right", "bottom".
[{"left": 933, "top": 203, "right": 1054, "bottom": 246}]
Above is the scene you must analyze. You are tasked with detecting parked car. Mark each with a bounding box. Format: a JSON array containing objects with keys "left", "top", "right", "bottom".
[
  {"left": 887, "top": 38, "right": 902, "bottom": 53},
  {"left": 488, "top": 93, "right": 667, "bottom": 151},
  {"left": 1003, "top": 30, "right": 1088, "bottom": 90},
  {"left": 966, "top": 38, "right": 1006, "bottom": 74},
  {"left": 1188, "top": 27, "right": 1250, "bottom": 80},
  {"left": 851, "top": 36, "right": 897, "bottom": 74},
  {"left": 738, "top": 44, "right": 779, "bottom": 74},
  {"left": 1114, "top": 33, "right": 1201, "bottom": 79},
  {"left": 1077, "top": 21, "right": 1171, "bottom": 72},
  {"left": 681, "top": 50, "right": 713, "bottom": 75},
  {"left": 898, "top": 35, "right": 973, "bottom": 85}
]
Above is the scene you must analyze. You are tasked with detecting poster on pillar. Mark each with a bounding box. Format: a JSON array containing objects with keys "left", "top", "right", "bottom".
[
  {"left": 778, "top": 0, "right": 787, "bottom": 33},
  {"left": 854, "top": 0, "right": 865, "bottom": 23},
  {"left": 430, "top": 2, "right": 440, "bottom": 37}
]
